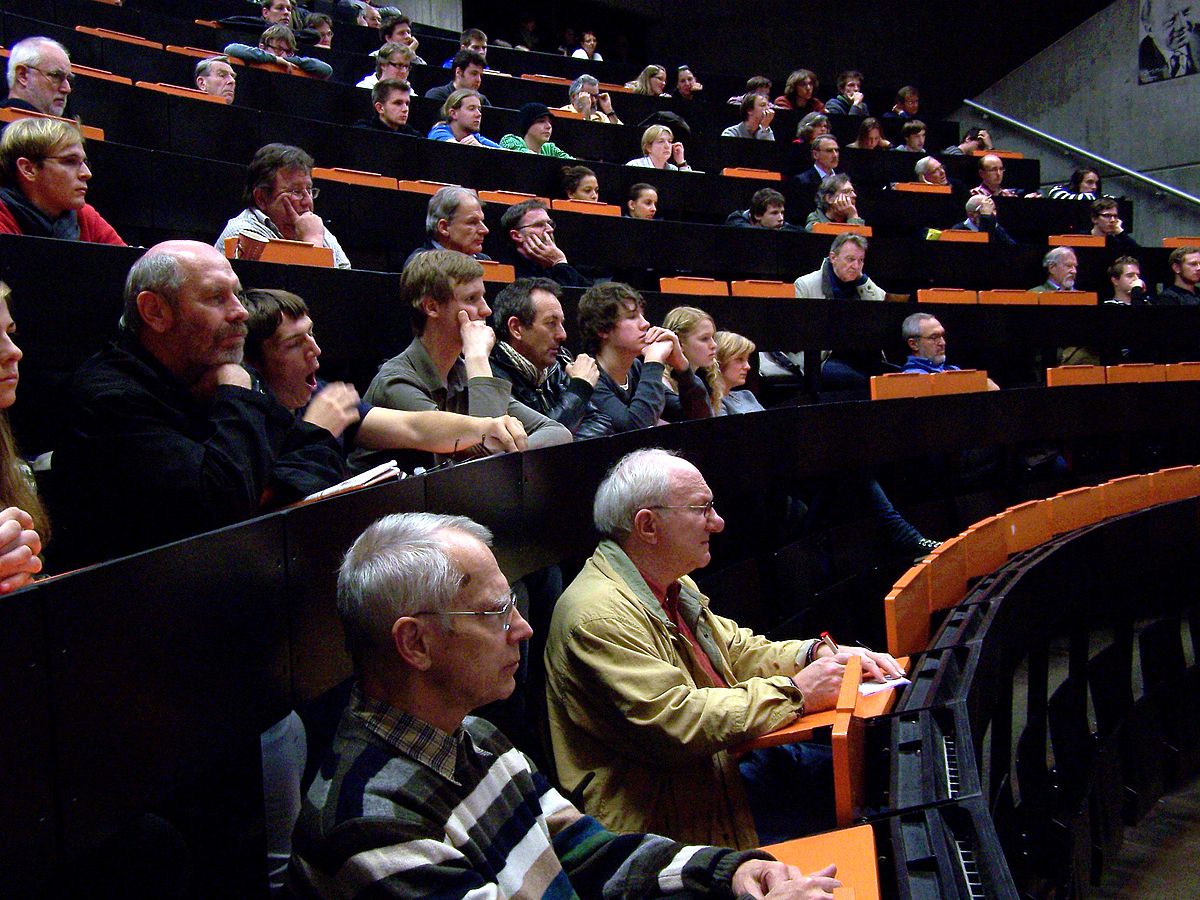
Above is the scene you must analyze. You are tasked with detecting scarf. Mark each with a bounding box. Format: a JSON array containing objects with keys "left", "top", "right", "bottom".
[
  {"left": 0, "top": 186, "right": 80, "bottom": 240},
  {"left": 496, "top": 339, "right": 552, "bottom": 387}
]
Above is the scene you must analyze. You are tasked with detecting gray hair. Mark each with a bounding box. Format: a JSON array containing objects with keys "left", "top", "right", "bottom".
[
  {"left": 902, "top": 312, "right": 937, "bottom": 340},
  {"left": 425, "top": 185, "right": 480, "bottom": 239},
  {"left": 816, "top": 173, "right": 852, "bottom": 212},
  {"left": 194, "top": 55, "right": 231, "bottom": 79},
  {"left": 830, "top": 232, "right": 869, "bottom": 255},
  {"left": 914, "top": 156, "right": 939, "bottom": 178},
  {"left": 8, "top": 37, "right": 70, "bottom": 91},
  {"left": 1044, "top": 246, "right": 1076, "bottom": 269},
  {"left": 121, "top": 250, "right": 186, "bottom": 334},
  {"left": 337, "top": 512, "right": 493, "bottom": 668},
  {"left": 810, "top": 134, "right": 837, "bottom": 153},
  {"left": 593, "top": 448, "right": 680, "bottom": 540},
  {"left": 569, "top": 74, "right": 599, "bottom": 98}
]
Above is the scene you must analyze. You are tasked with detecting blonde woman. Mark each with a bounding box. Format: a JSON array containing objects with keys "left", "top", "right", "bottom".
[
  {"left": 661, "top": 306, "right": 717, "bottom": 407},
  {"left": 627, "top": 64, "right": 669, "bottom": 96},
  {"left": 626, "top": 124, "right": 691, "bottom": 170},
  {"left": 715, "top": 331, "right": 766, "bottom": 415}
]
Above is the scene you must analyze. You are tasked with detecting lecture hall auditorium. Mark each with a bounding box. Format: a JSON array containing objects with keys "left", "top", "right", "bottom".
[{"left": 2, "top": 0, "right": 1200, "bottom": 896}]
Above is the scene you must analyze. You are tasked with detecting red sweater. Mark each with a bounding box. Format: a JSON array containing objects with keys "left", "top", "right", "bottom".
[{"left": 0, "top": 199, "right": 126, "bottom": 245}]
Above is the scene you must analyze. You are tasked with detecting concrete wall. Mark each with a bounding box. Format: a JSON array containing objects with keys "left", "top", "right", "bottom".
[
  {"left": 406, "top": 1, "right": 461, "bottom": 32},
  {"left": 950, "top": 0, "right": 1200, "bottom": 244}
]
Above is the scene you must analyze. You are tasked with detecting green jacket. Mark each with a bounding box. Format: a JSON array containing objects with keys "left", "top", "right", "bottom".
[
  {"left": 499, "top": 133, "right": 573, "bottom": 158},
  {"left": 545, "top": 540, "right": 817, "bottom": 849}
]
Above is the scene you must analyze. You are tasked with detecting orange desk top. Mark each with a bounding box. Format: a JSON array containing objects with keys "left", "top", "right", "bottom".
[{"left": 762, "top": 823, "right": 880, "bottom": 900}]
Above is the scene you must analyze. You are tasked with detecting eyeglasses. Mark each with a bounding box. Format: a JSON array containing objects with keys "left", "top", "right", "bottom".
[
  {"left": 651, "top": 500, "right": 717, "bottom": 517},
  {"left": 517, "top": 218, "right": 554, "bottom": 231},
  {"left": 275, "top": 186, "right": 320, "bottom": 200},
  {"left": 415, "top": 591, "right": 518, "bottom": 632},
  {"left": 28, "top": 66, "right": 75, "bottom": 87},
  {"left": 42, "top": 153, "right": 89, "bottom": 170},
  {"left": 1096, "top": 212, "right": 1119, "bottom": 219}
]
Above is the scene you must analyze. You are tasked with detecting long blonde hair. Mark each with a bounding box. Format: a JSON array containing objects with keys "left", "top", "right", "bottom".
[
  {"left": 630, "top": 64, "right": 667, "bottom": 96},
  {"left": 662, "top": 305, "right": 716, "bottom": 400},
  {"left": 0, "top": 283, "right": 48, "bottom": 541},
  {"left": 714, "top": 331, "right": 756, "bottom": 414}
]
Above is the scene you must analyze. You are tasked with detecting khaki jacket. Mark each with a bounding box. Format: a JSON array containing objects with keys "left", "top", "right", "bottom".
[{"left": 545, "top": 540, "right": 817, "bottom": 849}]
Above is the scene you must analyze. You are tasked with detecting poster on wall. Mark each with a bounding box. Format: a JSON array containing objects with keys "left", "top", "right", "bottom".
[{"left": 1140, "top": 0, "right": 1200, "bottom": 82}]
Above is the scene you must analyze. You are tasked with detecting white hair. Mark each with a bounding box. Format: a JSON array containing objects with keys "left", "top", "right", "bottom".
[
  {"left": 593, "top": 448, "right": 681, "bottom": 540},
  {"left": 1044, "top": 246, "right": 1076, "bottom": 269},
  {"left": 8, "top": 37, "right": 70, "bottom": 91}
]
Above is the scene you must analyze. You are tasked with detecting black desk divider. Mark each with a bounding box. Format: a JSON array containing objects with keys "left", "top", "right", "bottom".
[{"left": 885, "top": 701, "right": 983, "bottom": 815}]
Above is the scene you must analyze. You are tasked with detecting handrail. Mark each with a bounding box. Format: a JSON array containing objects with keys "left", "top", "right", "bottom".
[{"left": 962, "top": 99, "right": 1200, "bottom": 210}]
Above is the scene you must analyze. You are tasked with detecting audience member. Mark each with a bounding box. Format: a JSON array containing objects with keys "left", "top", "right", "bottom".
[
  {"left": 427, "top": 89, "right": 501, "bottom": 148},
  {"left": 216, "top": 143, "right": 350, "bottom": 268},
  {"left": 577, "top": 283, "right": 709, "bottom": 430},
  {"left": 441, "top": 28, "right": 487, "bottom": 67},
  {"left": 261, "top": 0, "right": 293, "bottom": 26},
  {"left": 894, "top": 120, "right": 926, "bottom": 152},
  {"left": 806, "top": 174, "right": 865, "bottom": 231},
  {"left": 901, "top": 313, "right": 1000, "bottom": 387},
  {"left": 289, "top": 511, "right": 838, "bottom": 897},
  {"left": 407, "top": 185, "right": 491, "bottom": 263},
  {"left": 3, "top": 37, "right": 73, "bottom": 117},
  {"left": 224, "top": 25, "right": 333, "bottom": 80},
  {"left": 971, "top": 154, "right": 1041, "bottom": 199},
  {"left": 307, "top": 13, "right": 333, "bottom": 48},
  {"left": 673, "top": 65, "right": 705, "bottom": 104},
  {"left": 626, "top": 183, "right": 659, "bottom": 220},
  {"left": 499, "top": 200, "right": 592, "bottom": 287},
  {"left": 793, "top": 134, "right": 841, "bottom": 198},
  {"left": 1090, "top": 198, "right": 1140, "bottom": 251},
  {"left": 941, "top": 127, "right": 992, "bottom": 155},
  {"left": 949, "top": 195, "right": 1017, "bottom": 245},
  {"left": 715, "top": 330, "right": 764, "bottom": 414},
  {"left": 629, "top": 64, "right": 670, "bottom": 96},
  {"left": 796, "top": 112, "right": 831, "bottom": 146},
  {"left": 1155, "top": 245, "right": 1200, "bottom": 305},
  {"left": 724, "top": 187, "right": 798, "bottom": 230},
  {"left": 775, "top": 69, "right": 824, "bottom": 113},
  {"left": 1047, "top": 166, "right": 1101, "bottom": 200},
  {"left": 661, "top": 306, "right": 721, "bottom": 409},
  {"left": 360, "top": 251, "right": 571, "bottom": 458},
  {"left": 355, "top": 78, "right": 420, "bottom": 135},
  {"left": 0, "top": 118, "right": 124, "bottom": 245},
  {"left": 721, "top": 93, "right": 775, "bottom": 140},
  {"left": 355, "top": 41, "right": 414, "bottom": 90},
  {"left": 488, "top": 278, "right": 611, "bottom": 439},
  {"left": 194, "top": 56, "right": 237, "bottom": 103},
  {"left": 546, "top": 447, "right": 902, "bottom": 846},
  {"left": 914, "top": 155, "right": 949, "bottom": 186},
  {"left": 561, "top": 165, "right": 599, "bottom": 201},
  {"left": 379, "top": 13, "right": 426, "bottom": 65},
  {"left": 52, "top": 241, "right": 344, "bottom": 567},
  {"left": 351, "top": 1, "right": 383, "bottom": 29},
  {"left": 561, "top": 75, "right": 622, "bottom": 124},
  {"left": 627, "top": 124, "right": 692, "bottom": 170},
  {"left": 500, "top": 102, "right": 572, "bottom": 157},
  {"left": 884, "top": 85, "right": 920, "bottom": 120},
  {"left": 1032, "top": 247, "right": 1078, "bottom": 292},
  {"left": 824, "top": 70, "right": 869, "bottom": 116},
  {"left": 425, "top": 50, "right": 490, "bottom": 106},
  {"left": 847, "top": 117, "right": 890, "bottom": 149},
  {"left": 727, "top": 75, "right": 772, "bottom": 106},
  {"left": 572, "top": 29, "right": 603, "bottom": 60},
  {"left": 1106, "top": 256, "right": 1149, "bottom": 304},
  {"left": 242, "top": 288, "right": 526, "bottom": 457},
  {"left": 0, "top": 281, "right": 47, "bottom": 592}
]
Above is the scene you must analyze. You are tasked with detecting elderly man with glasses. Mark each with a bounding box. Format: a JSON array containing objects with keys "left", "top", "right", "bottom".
[
  {"left": 215, "top": 143, "right": 350, "bottom": 268},
  {"left": 3, "top": 36, "right": 74, "bottom": 117},
  {"left": 499, "top": 199, "right": 592, "bottom": 287},
  {"left": 560, "top": 74, "right": 622, "bottom": 123}
]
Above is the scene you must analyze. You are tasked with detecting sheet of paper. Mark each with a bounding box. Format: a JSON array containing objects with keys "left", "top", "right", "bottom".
[{"left": 859, "top": 677, "right": 910, "bottom": 696}]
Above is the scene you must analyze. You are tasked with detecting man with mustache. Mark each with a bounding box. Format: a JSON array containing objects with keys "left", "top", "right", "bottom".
[{"left": 51, "top": 241, "right": 344, "bottom": 568}]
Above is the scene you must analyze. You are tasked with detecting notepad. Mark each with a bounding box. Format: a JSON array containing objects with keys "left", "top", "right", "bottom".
[{"left": 859, "top": 677, "right": 910, "bottom": 697}]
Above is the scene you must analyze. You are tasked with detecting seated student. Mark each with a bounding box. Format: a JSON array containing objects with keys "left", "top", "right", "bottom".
[
  {"left": 215, "top": 143, "right": 350, "bottom": 268},
  {"left": 893, "top": 120, "right": 926, "bottom": 152},
  {"left": 1090, "top": 197, "right": 1140, "bottom": 251},
  {"left": 628, "top": 64, "right": 670, "bottom": 97},
  {"left": 901, "top": 312, "right": 1000, "bottom": 388},
  {"left": 661, "top": 306, "right": 719, "bottom": 407},
  {"left": 427, "top": 90, "right": 501, "bottom": 148},
  {"left": 724, "top": 187, "right": 800, "bottom": 230},
  {"left": 670, "top": 65, "right": 706, "bottom": 115},
  {"left": 775, "top": 69, "right": 824, "bottom": 114},
  {"left": 560, "top": 75, "right": 622, "bottom": 124},
  {"left": 194, "top": 56, "right": 237, "bottom": 103},
  {"left": 2, "top": 36, "right": 73, "bottom": 117},
  {"left": 971, "top": 154, "right": 1042, "bottom": 199},
  {"left": 1106, "top": 255, "right": 1150, "bottom": 305},
  {"left": 883, "top": 85, "right": 921, "bottom": 120},
  {"left": 805, "top": 174, "right": 866, "bottom": 231},
  {"left": 949, "top": 195, "right": 1017, "bottom": 245},
  {"left": 0, "top": 118, "right": 124, "bottom": 245},
  {"left": 626, "top": 183, "right": 658, "bottom": 220},
  {"left": 224, "top": 24, "right": 333, "bottom": 79},
  {"left": 242, "top": 288, "right": 526, "bottom": 459},
  {"left": 354, "top": 78, "right": 420, "bottom": 136},
  {"left": 824, "top": 70, "right": 869, "bottom": 116},
  {"left": 1047, "top": 166, "right": 1101, "bottom": 200},
  {"left": 561, "top": 164, "right": 600, "bottom": 201},
  {"left": 406, "top": 185, "right": 491, "bottom": 264},
  {"left": 577, "top": 282, "right": 710, "bottom": 431},
  {"left": 0, "top": 281, "right": 48, "bottom": 593},
  {"left": 941, "top": 127, "right": 991, "bottom": 156},
  {"left": 726, "top": 74, "right": 772, "bottom": 106},
  {"left": 359, "top": 250, "right": 571, "bottom": 461},
  {"left": 795, "top": 112, "right": 831, "bottom": 148},
  {"left": 627, "top": 124, "right": 692, "bottom": 170},
  {"left": 499, "top": 199, "right": 592, "bottom": 287},
  {"left": 355, "top": 41, "right": 414, "bottom": 89},
  {"left": 500, "top": 103, "right": 572, "bottom": 157},
  {"left": 441, "top": 27, "right": 488, "bottom": 67},
  {"left": 307, "top": 13, "right": 333, "bottom": 47},
  {"left": 1155, "top": 245, "right": 1200, "bottom": 306},
  {"left": 714, "top": 330, "right": 766, "bottom": 415},
  {"left": 425, "top": 49, "right": 490, "bottom": 106},
  {"left": 721, "top": 93, "right": 776, "bottom": 140},
  {"left": 846, "top": 117, "right": 890, "bottom": 149},
  {"left": 379, "top": 13, "right": 426, "bottom": 65},
  {"left": 572, "top": 29, "right": 603, "bottom": 60}
]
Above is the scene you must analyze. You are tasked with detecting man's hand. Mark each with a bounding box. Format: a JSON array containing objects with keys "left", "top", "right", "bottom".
[
  {"left": 480, "top": 415, "right": 528, "bottom": 454},
  {"left": 790, "top": 656, "right": 846, "bottom": 712},
  {"left": 597, "top": 91, "right": 614, "bottom": 114},
  {"left": 849, "top": 90, "right": 864, "bottom": 107},
  {"left": 977, "top": 129, "right": 992, "bottom": 150},
  {"left": 830, "top": 193, "right": 858, "bottom": 222},
  {"left": 520, "top": 231, "right": 568, "bottom": 267},
  {"left": 459, "top": 132, "right": 483, "bottom": 147},
  {"left": 458, "top": 310, "right": 495, "bottom": 360},
  {"left": 732, "top": 860, "right": 840, "bottom": 899},
  {"left": 979, "top": 196, "right": 997, "bottom": 216},
  {"left": 565, "top": 353, "right": 600, "bottom": 386},
  {"left": 642, "top": 326, "right": 688, "bottom": 370},
  {"left": 671, "top": 141, "right": 688, "bottom": 166},
  {"left": 812, "top": 643, "right": 906, "bottom": 681},
  {"left": 576, "top": 92, "right": 595, "bottom": 116},
  {"left": 0, "top": 507, "right": 42, "bottom": 594},
  {"left": 302, "top": 382, "right": 361, "bottom": 439},
  {"left": 761, "top": 106, "right": 776, "bottom": 128},
  {"left": 194, "top": 362, "right": 252, "bottom": 400},
  {"left": 276, "top": 194, "right": 326, "bottom": 245}
]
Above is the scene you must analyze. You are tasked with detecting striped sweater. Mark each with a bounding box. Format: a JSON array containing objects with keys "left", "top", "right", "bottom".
[{"left": 289, "top": 689, "right": 768, "bottom": 898}]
